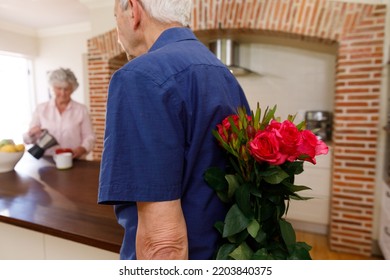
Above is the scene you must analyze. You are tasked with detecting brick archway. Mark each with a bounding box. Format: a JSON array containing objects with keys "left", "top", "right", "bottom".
[{"left": 87, "top": 0, "right": 386, "bottom": 256}]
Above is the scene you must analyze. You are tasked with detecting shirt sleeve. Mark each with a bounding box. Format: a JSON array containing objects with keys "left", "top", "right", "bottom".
[
  {"left": 79, "top": 106, "right": 95, "bottom": 153},
  {"left": 98, "top": 68, "right": 185, "bottom": 203},
  {"left": 22, "top": 104, "right": 43, "bottom": 144}
]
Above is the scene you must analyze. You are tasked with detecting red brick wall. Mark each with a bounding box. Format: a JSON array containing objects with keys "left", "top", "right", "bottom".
[
  {"left": 87, "top": 0, "right": 387, "bottom": 256},
  {"left": 87, "top": 30, "right": 125, "bottom": 159}
]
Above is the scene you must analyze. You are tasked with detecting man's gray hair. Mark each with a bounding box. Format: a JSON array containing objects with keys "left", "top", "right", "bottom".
[
  {"left": 119, "top": 0, "right": 192, "bottom": 27},
  {"left": 48, "top": 68, "right": 79, "bottom": 91}
]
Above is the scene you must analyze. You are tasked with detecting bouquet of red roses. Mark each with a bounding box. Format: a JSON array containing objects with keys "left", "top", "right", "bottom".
[{"left": 204, "top": 104, "right": 328, "bottom": 260}]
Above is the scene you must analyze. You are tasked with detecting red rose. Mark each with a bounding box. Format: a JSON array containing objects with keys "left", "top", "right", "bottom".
[
  {"left": 248, "top": 130, "right": 288, "bottom": 165},
  {"left": 266, "top": 120, "right": 281, "bottom": 131},
  {"left": 246, "top": 125, "right": 256, "bottom": 139},
  {"left": 265, "top": 120, "right": 301, "bottom": 162},
  {"left": 216, "top": 115, "right": 240, "bottom": 143},
  {"left": 216, "top": 124, "right": 228, "bottom": 142},
  {"left": 224, "top": 115, "right": 240, "bottom": 129},
  {"left": 277, "top": 120, "right": 302, "bottom": 161},
  {"left": 297, "top": 130, "right": 328, "bottom": 164},
  {"left": 315, "top": 138, "right": 329, "bottom": 157}
]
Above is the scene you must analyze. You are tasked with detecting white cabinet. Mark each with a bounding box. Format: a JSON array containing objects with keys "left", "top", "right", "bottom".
[
  {"left": 0, "top": 222, "right": 119, "bottom": 260},
  {"left": 286, "top": 147, "right": 332, "bottom": 234},
  {"left": 379, "top": 183, "right": 390, "bottom": 259},
  {"left": 0, "top": 222, "right": 45, "bottom": 259}
]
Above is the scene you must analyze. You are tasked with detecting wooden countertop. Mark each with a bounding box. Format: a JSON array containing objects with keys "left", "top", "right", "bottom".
[{"left": 0, "top": 153, "right": 123, "bottom": 253}]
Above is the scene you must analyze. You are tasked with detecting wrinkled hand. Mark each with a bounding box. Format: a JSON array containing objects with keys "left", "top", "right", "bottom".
[
  {"left": 28, "top": 126, "right": 42, "bottom": 139},
  {"left": 72, "top": 146, "right": 87, "bottom": 159}
]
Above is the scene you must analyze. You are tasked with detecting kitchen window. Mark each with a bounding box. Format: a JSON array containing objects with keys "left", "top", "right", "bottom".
[{"left": 0, "top": 53, "right": 34, "bottom": 144}]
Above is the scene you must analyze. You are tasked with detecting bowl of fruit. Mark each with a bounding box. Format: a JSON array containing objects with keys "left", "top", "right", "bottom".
[{"left": 0, "top": 139, "right": 25, "bottom": 173}]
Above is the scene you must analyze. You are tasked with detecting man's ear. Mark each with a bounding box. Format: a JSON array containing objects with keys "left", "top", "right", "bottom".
[{"left": 129, "top": 0, "right": 141, "bottom": 30}]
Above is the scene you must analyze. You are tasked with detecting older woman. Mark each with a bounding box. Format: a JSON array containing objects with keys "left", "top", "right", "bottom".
[{"left": 23, "top": 68, "right": 95, "bottom": 159}]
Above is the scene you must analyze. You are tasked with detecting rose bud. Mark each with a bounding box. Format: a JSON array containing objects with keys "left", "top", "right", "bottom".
[{"left": 246, "top": 125, "right": 256, "bottom": 139}]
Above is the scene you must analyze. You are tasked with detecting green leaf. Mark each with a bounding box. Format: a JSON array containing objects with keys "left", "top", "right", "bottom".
[
  {"left": 227, "top": 229, "right": 249, "bottom": 244},
  {"left": 229, "top": 242, "right": 253, "bottom": 260},
  {"left": 284, "top": 161, "right": 304, "bottom": 175},
  {"left": 287, "top": 113, "right": 297, "bottom": 123},
  {"left": 268, "top": 247, "right": 288, "bottom": 260},
  {"left": 259, "top": 199, "right": 275, "bottom": 222},
  {"left": 212, "top": 130, "right": 238, "bottom": 157},
  {"left": 261, "top": 166, "right": 289, "bottom": 184},
  {"left": 235, "top": 183, "right": 252, "bottom": 217},
  {"left": 251, "top": 248, "right": 270, "bottom": 260},
  {"left": 260, "top": 105, "right": 277, "bottom": 130},
  {"left": 228, "top": 116, "right": 240, "bottom": 135},
  {"left": 225, "top": 174, "right": 240, "bottom": 199},
  {"left": 223, "top": 204, "right": 251, "bottom": 238},
  {"left": 228, "top": 157, "right": 243, "bottom": 176},
  {"left": 281, "top": 181, "right": 312, "bottom": 201},
  {"left": 247, "top": 219, "right": 260, "bottom": 238},
  {"left": 279, "top": 219, "right": 296, "bottom": 254},
  {"left": 214, "top": 221, "right": 224, "bottom": 235},
  {"left": 204, "top": 167, "right": 228, "bottom": 191},
  {"left": 249, "top": 185, "right": 262, "bottom": 198},
  {"left": 288, "top": 242, "right": 312, "bottom": 260},
  {"left": 204, "top": 167, "right": 231, "bottom": 203},
  {"left": 264, "top": 171, "right": 289, "bottom": 185},
  {"left": 296, "top": 241, "right": 312, "bottom": 251},
  {"left": 253, "top": 103, "right": 261, "bottom": 130},
  {"left": 282, "top": 181, "right": 313, "bottom": 200},
  {"left": 290, "top": 194, "right": 313, "bottom": 200},
  {"left": 254, "top": 228, "right": 267, "bottom": 243},
  {"left": 216, "top": 244, "right": 236, "bottom": 260},
  {"left": 296, "top": 120, "right": 306, "bottom": 131},
  {"left": 287, "top": 183, "right": 311, "bottom": 193},
  {"left": 276, "top": 202, "right": 287, "bottom": 219},
  {"left": 267, "top": 194, "right": 283, "bottom": 205},
  {"left": 238, "top": 106, "right": 248, "bottom": 129}
]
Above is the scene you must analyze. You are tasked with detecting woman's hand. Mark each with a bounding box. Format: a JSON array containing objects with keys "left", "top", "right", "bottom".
[
  {"left": 28, "top": 126, "right": 42, "bottom": 139},
  {"left": 72, "top": 146, "right": 87, "bottom": 159}
]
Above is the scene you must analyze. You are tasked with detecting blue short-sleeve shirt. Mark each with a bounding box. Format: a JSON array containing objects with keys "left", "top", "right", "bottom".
[{"left": 98, "top": 27, "right": 250, "bottom": 260}]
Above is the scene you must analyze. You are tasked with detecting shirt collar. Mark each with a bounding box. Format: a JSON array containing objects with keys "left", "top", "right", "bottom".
[
  {"left": 49, "top": 98, "right": 74, "bottom": 110},
  {"left": 149, "top": 27, "right": 197, "bottom": 53}
]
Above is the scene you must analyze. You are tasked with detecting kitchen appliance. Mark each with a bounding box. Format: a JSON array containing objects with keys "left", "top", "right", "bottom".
[
  {"left": 209, "top": 39, "right": 255, "bottom": 76},
  {"left": 28, "top": 129, "right": 58, "bottom": 159},
  {"left": 305, "top": 111, "right": 332, "bottom": 141}
]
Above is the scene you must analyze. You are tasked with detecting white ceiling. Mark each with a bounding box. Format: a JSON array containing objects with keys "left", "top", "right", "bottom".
[
  {"left": 0, "top": 0, "right": 111, "bottom": 31},
  {"left": 0, "top": 0, "right": 388, "bottom": 32}
]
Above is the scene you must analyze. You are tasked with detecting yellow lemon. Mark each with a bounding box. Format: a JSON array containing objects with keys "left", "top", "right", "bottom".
[
  {"left": 0, "top": 139, "right": 14, "bottom": 148},
  {"left": 15, "top": 144, "right": 25, "bottom": 152},
  {"left": 0, "top": 144, "right": 17, "bottom": 152}
]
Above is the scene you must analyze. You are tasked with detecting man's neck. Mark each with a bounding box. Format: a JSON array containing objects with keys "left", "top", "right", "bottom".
[{"left": 144, "top": 19, "right": 184, "bottom": 52}]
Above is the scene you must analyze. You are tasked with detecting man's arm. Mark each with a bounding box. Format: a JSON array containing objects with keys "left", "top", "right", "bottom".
[{"left": 136, "top": 199, "right": 188, "bottom": 260}]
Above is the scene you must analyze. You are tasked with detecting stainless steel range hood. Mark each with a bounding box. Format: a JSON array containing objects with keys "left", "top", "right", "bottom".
[{"left": 209, "top": 39, "right": 254, "bottom": 76}]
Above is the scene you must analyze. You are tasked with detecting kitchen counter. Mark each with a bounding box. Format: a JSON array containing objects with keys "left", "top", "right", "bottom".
[{"left": 0, "top": 153, "right": 123, "bottom": 253}]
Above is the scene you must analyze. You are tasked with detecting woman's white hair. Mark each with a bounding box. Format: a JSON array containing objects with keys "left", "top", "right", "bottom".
[
  {"left": 48, "top": 68, "right": 79, "bottom": 91},
  {"left": 119, "top": 0, "right": 192, "bottom": 26}
]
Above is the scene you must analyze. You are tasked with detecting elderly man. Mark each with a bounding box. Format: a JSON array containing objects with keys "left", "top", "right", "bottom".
[{"left": 98, "top": 0, "right": 250, "bottom": 260}]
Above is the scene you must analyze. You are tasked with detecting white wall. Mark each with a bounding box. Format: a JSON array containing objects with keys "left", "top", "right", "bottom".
[
  {"left": 237, "top": 39, "right": 336, "bottom": 121},
  {"left": 0, "top": 28, "right": 38, "bottom": 57},
  {"left": 34, "top": 31, "right": 90, "bottom": 105},
  {"left": 89, "top": 5, "right": 116, "bottom": 37},
  {"left": 375, "top": 0, "right": 390, "bottom": 244}
]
